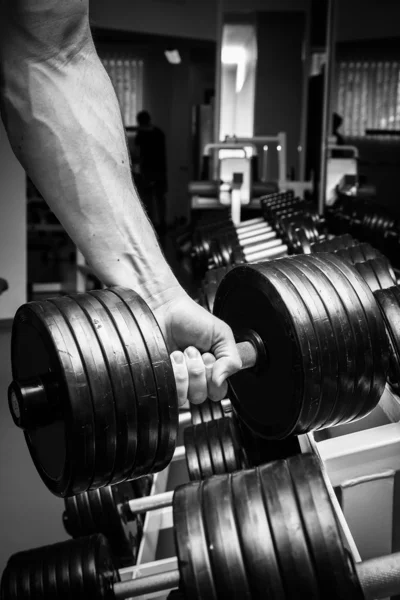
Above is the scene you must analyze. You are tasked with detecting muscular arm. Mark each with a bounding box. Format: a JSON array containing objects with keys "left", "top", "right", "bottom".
[
  {"left": 0, "top": 0, "right": 241, "bottom": 404},
  {"left": 0, "top": 0, "right": 179, "bottom": 308}
]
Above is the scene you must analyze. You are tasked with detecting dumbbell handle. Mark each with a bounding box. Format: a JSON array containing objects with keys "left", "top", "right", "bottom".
[{"left": 113, "top": 552, "right": 400, "bottom": 599}]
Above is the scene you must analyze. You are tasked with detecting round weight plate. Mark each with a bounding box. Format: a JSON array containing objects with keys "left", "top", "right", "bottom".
[
  {"left": 217, "top": 417, "right": 242, "bottom": 473},
  {"left": 68, "top": 537, "right": 85, "bottom": 598},
  {"left": 194, "top": 421, "right": 214, "bottom": 479},
  {"left": 375, "top": 287, "right": 400, "bottom": 385},
  {"left": 263, "top": 262, "right": 323, "bottom": 433},
  {"left": 204, "top": 421, "right": 226, "bottom": 475},
  {"left": 111, "top": 288, "right": 178, "bottom": 474},
  {"left": 95, "top": 536, "right": 121, "bottom": 600},
  {"left": 80, "top": 535, "right": 102, "bottom": 599},
  {"left": 306, "top": 254, "right": 373, "bottom": 426},
  {"left": 202, "top": 475, "right": 252, "bottom": 599},
  {"left": 274, "top": 259, "right": 337, "bottom": 430},
  {"left": 210, "top": 401, "right": 224, "bottom": 420},
  {"left": 29, "top": 551, "right": 45, "bottom": 600},
  {"left": 64, "top": 495, "right": 83, "bottom": 537},
  {"left": 70, "top": 293, "right": 136, "bottom": 485},
  {"left": 213, "top": 264, "right": 304, "bottom": 440},
  {"left": 321, "top": 254, "right": 388, "bottom": 421},
  {"left": 230, "top": 468, "right": 285, "bottom": 598},
  {"left": 174, "top": 482, "right": 217, "bottom": 600},
  {"left": 198, "top": 401, "right": 213, "bottom": 423},
  {"left": 54, "top": 538, "right": 71, "bottom": 600},
  {"left": 190, "top": 404, "right": 202, "bottom": 426},
  {"left": 88, "top": 290, "right": 141, "bottom": 483},
  {"left": 292, "top": 255, "right": 358, "bottom": 429},
  {"left": 11, "top": 301, "right": 95, "bottom": 495},
  {"left": 99, "top": 484, "right": 136, "bottom": 565},
  {"left": 43, "top": 544, "right": 59, "bottom": 598},
  {"left": 93, "top": 294, "right": 158, "bottom": 479},
  {"left": 369, "top": 258, "right": 396, "bottom": 290},
  {"left": 358, "top": 243, "right": 381, "bottom": 262},
  {"left": 259, "top": 460, "right": 318, "bottom": 598},
  {"left": 17, "top": 560, "right": 31, "bottom": 599},
  {"left": 184, "top": 426, "right": 202, "bottom": 481},
  {"left": 48, "top": 297, "right": 117, "bottom": 489},
  {"left": 75, "top": 491, "right": 97, "bottom": 534},
  {"left": 354, "top": 262, "right": 381, "bottom": 292},
  {"left": 289, "top": 454, "right": 364, "bottom": 599}
]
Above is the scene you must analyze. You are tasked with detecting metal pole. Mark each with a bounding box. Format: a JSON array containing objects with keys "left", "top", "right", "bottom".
[{"left": 318, "top": 0, "right": 337, "bottom": 215}]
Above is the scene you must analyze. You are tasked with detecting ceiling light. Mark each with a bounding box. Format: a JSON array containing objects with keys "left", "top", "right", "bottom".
[{"left": 164, "top": 49, "right": 181, "bottom": 65}]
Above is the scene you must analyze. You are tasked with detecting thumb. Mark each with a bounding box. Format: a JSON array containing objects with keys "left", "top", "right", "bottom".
[{"left": 211, "top": 328, "right": 242, "bottom": 388}]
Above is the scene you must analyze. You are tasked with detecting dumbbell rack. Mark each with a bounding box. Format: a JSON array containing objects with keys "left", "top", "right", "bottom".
[{"left": 114, "top": 385, "right": 400, "bottom": 599}]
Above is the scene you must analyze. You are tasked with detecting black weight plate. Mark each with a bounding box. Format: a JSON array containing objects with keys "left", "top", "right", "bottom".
[
  {"left": 190, "top": 404, "right": 202, "bottom": 426},
  {"left": 99, "top": 484, "right": 136, "bottom": 562},
  {"left": 173, "top": 482, "right": 217, "bottom": 600},
  {"left": 49, "top": 296, "right": 117, "bottom": 490},
  {"left": 218, "top": 417, "right": 242, "bottom": 473},
  {"left": 213, "top": 264, "right": 304, "bottom": 440},
  {"left": 202, "top": 475, "right": 252, "bottom": 599},
  {"left": 210, "top": 401, "right": 224, "bottom": 420},
  {"left": 70, "top": 293, "right": 135, "bottom": 485},
  {"left": 12, "top": 301, "right": 95, "bottom": 495},
  {"left": 231, "top": 468, "right": 285, "bottom": 599},
  {"left": 89, "top": 290, "right": 141, "bottom": 483},
  {"left": 374, "top": 287, "right": 400, "bottom": 384},
  {"left": 75, "top": 491, "right": 97, "bottom": 533},
  {"left": 184, "top": 426, "right": 202, "bottom": 481},
  {"left": 358, "top": 242, "right": 382, "bottom": 262},
  {"left": 80, "top": 535, "right": 100, "bottom": 599},
  {"left": 111, "top": 288, "right": 178, "bottom": 473},
  {"left": 292, "top": 255, "right": 358, "bottom": 428},
  {"left": 68, "top": 538, "right": 86, "bottom": 598},
  {"left": 64, "top": 495, "right": 83, "bottom": 537},
  {"left": 369, "top": 258, "right": 396, "bottom": 290},
  {"left": 289, "top": 454, "right": 364, "bottom": 599},
  {"left": 260, "top": 460, "right": 318, "bottom": 598},
  {"left": 43, "top": 544, "right": 59, "bottom": 598},
  {"left": 205, "top": 420, "right": 226, "bottom": 475},
  {"left": 54, "top": 538, "right": 71, "bottom": 600},
  {"left": 17, "top": 560, "right": 31, "bottom": 600},
  {"left": 262, "top": 263, "right": 323, "bottom": 433},
  {"left": 305, "top": 254, "right": 373, "bottom": 425},
  {"left": 93, "top": 294, "right": 158, "bottom": 479},
  {"left": 354, "top": 262, "right": 381, "bottom": 292},
  {"left": 94, "top": 534, "right": 119, "bottom": 600},
  {"left": 274, "top": 259, "right": 337, "bottom": 430},
  {"left": 194, "top": 421, "right": 214, "bottom": 479},
  {"left": 198, "top": 400, "right": 213, "bottom": 423},
  {"left": 29, "top": 550, "right": 45, "bottom": 600},
  {"left": 321, "top": 254, "right": 388, "bottom": 421}
]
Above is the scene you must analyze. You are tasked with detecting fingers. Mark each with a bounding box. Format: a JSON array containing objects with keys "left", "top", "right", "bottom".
[
  {"left": 170, "top": 351, "right": 188, "bottom": 407},
  {"left": 202, "top": 352, "right": 227, "bottom": 402},
  {"left": 184, "top": 346, "right": 207, "bottom": 405}
]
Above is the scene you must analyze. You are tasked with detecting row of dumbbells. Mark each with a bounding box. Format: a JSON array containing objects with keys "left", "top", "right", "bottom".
[
  {"left": 3, "top": 452, "right": 400, "bottom": 599},
  {"left": 61, "top": 399, "right": 298, "bottom": 569},
  {"left": 199, "top": 233, "right": 397, "bottom": 312},
  {"left": 190, "top": 191, "right": 323, "bottom": 276},
  {"left": 328, "top": 196, "right": 400, "bottom": 268}
]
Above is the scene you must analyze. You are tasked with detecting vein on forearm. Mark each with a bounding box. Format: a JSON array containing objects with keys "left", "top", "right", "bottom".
[{"left": 0, "top": 29, "right": 179, "bottom": 300}]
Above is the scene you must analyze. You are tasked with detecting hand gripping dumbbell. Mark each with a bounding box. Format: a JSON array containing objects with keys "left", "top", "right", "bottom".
[
  {"left": 9, "top": 254, "right": 396, "bottom": 496},
  {"left": 4, "top": 453, "right": 400, "bottom": 600}
]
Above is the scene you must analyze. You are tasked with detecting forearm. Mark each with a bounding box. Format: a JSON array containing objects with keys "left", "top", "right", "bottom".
[{"left": 0, "top": 3, "right": 182, "bottom": 307}]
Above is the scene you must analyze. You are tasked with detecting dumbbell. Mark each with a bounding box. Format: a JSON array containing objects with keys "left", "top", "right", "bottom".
[
  {"left": 4, "top": 453, "right": 400, "bottom": 600},
  {"left": 191, "top": 219, "right": 272, "bottom": 275},
  {"left": 210, "top": 233, "right": 288, "bottom": 269},
  {"left": 9, "top": 254, "right": 395, "bottom": 496}
]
